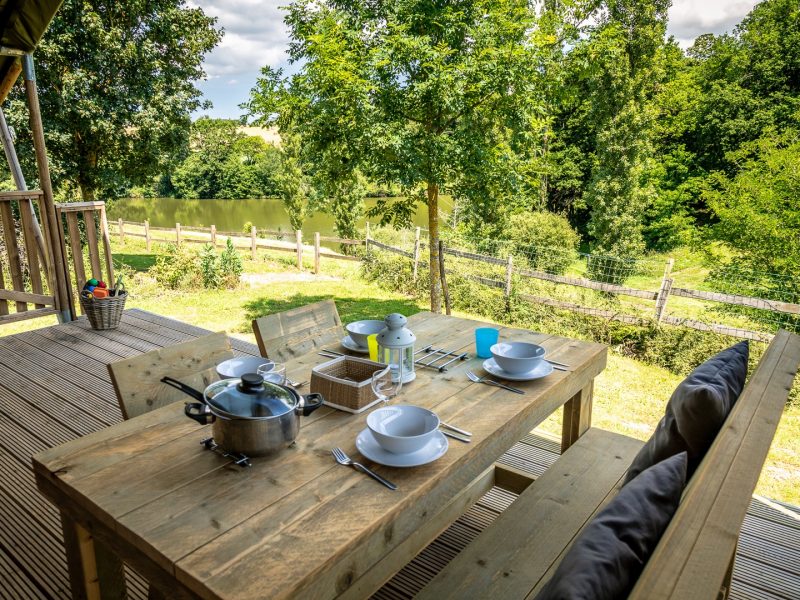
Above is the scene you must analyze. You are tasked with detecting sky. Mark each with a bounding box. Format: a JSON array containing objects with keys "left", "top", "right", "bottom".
[{"left": 190, "top": 0, "right": 762, "bottom": 121}]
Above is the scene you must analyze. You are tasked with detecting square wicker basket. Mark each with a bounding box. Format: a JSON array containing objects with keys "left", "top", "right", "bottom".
[{"left": 311, "top": 356, "right": 387, "bottom": 413}]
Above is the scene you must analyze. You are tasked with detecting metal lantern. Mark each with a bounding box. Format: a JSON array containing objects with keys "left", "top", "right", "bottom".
[{"left": 376, "top": 313, "right": 416, "bottom": 383}]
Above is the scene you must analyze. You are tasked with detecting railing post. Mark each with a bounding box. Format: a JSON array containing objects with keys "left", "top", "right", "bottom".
[
  {"left": 144, "top": 220, "right": 151, "bottom": 252},
  {"left": 23, "top": 54, "right": 73, "bottom": 321},
  {"left": 250, "top": 226, "right": 257, "bottom": 260},
  {"left": 438, "top": 240, "right": 451, "bottom": 315},
  {"left": 99, "top": 205, "right": 115, "bottom": 285},
  {"left": 505, "top": 254, "right": 514, "bottom": 297},
  {"left": 314, "top": 232, "right": 321, "bottom": 275},
  {"left": 413, "top": 226, "right": 421, "bottom": 282},
  {"left": 175, "top": 222, "right": 181, "bottom": 247},
  {"left": 117, "top": 218, "right": 124, "bottom": 244},
  {"left": 296, "top": 230, "right": 303, "bottom": 270},
  {"left": 655, "top": 258, "right": 675, "bottom": 323},
  {"left": 210, "top": 224, "right": 216, "bottom": 248}
]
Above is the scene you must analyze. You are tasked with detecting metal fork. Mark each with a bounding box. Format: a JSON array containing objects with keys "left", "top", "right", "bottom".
[
  {"left": 331, "top": 447, "right": 397, "bottom": 490},
  {"left": 466, "top": 370, "right": 525, "bottom": 394}
]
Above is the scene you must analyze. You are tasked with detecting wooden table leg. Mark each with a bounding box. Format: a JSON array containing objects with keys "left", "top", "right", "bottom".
[
  {"left": 60, "top": 510, "right": 128, "bottom": 600},
  {"left": 561, "top": 381, "right": 593, "bottom": 453}
]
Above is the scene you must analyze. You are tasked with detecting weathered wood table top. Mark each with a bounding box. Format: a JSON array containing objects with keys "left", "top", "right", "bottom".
[{"left": 33, "top": 311, "right": 606, "bottom": 600}]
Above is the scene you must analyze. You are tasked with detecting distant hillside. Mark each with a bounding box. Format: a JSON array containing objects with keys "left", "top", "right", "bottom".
[{"left": 238, "top": 126, "right": 281, "bottom": 147}]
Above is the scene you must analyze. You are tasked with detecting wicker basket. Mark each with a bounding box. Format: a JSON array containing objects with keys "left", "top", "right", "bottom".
[
  {"left": 79, "top": 291, "right": 127, "bottom": 330},
  {"left": 311, "top": 356, "right": 386, "bottom": 413}
]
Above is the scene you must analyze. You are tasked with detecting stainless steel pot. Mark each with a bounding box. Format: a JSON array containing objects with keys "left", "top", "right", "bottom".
[{"left": 161, "top": 374, "right": 324, "bottom": 456}]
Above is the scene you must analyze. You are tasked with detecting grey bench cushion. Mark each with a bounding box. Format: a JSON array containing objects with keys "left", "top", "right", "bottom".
[
  {"left": 535, "top": 452, "right": 687, "bottom": 600},
  {"left": 624, "top": 341, "right": 749, "bottom": 484}
]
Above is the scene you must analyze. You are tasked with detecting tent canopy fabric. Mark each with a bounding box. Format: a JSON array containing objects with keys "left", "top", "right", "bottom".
[{"left": 0, "top": 0, "right": 63, "bottom": 98}]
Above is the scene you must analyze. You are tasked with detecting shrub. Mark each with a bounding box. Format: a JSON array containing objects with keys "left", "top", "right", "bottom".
[
  {"left": 150, "top": 244, "right": 201, "bottom": 289},
  {"left": 504, "top": 212, "right": 580, "bottom": 275},
  {"left": 219, "top": 238, "right": 243, "bottom": 288},
  {"left": 200, "top": 244, "right": 221, "bottom": 289},
  {"left": 150, "top": 241, "right": 242, "bottom": 290}
]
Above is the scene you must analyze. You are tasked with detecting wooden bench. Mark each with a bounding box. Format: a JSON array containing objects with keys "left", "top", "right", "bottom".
[{"left": 414, "top": 330, "right": 800, "bottom": 600}]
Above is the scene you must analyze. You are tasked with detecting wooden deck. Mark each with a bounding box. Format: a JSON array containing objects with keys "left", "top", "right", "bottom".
[{"left": 0, "top": 309, "right": 798, "bottom": 599}]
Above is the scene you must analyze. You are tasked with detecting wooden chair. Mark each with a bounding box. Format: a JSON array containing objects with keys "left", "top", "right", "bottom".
[
  {"left": 107, "top": 331, "right": 233, "bottom": 419},
  {"left": 252, "top": 299, "right": 344, "bottom": 361}
]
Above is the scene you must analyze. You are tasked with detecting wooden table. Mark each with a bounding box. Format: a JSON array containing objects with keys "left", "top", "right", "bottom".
[{"left": 33, "top": 312, "right": 606, "bottom": 600}]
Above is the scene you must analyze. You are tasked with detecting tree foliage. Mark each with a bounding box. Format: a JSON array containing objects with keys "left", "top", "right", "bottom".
[
  {"left": 5, "top": 0, "right": 221, "bottom": 200},
  {"left": 171, "top": 118, "right": 281, "bottom": 200},
  {"left": 249, "top": 0, "right": 549, "bottom": 311}
]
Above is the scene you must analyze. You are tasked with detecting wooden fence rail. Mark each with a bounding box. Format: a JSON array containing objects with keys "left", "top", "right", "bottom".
[
  {"left": 109, "top": 220, "right": 364, "bottom": 270},
  {"left": 105, "top": 219, "right": 794, "bottom": 342},
  {"left": 367, "top": 236, "right": 792, "bottom": 343}
]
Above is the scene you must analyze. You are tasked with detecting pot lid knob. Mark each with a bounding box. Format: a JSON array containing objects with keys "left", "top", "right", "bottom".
[{"left": 239, "top": 373, "right": 264, "bottom": 391}]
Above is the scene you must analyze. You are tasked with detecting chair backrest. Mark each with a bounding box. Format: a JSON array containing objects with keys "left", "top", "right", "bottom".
[
  {"left": 630, "top": 330, "right": 800, "bottom": 600},
  {"left": 252, "top": 299, "right": 344, "bottom": 361},
  {"left": 107, "top": 332, "right": 233, "bottom": 419}
]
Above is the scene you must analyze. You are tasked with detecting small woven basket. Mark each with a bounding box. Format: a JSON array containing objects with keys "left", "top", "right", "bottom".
[
  {"left": 311, "top": 356, "right": 386, "bottom": 413},
  {"left": 79, "top": 291, "right": 127, "bottom": 330}
]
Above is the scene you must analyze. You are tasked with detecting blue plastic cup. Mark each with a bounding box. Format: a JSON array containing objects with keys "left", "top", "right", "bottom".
[{"left": 475, "top": 327, "right": 500, "bottom": 359}]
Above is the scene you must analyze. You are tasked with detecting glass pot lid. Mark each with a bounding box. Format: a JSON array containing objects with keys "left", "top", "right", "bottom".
[{"left": 205, "top": 373, "right": 297, "bottom": 419}]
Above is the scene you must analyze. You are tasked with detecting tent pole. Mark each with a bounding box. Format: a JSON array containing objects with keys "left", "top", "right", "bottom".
[
  {"left": 0, "top": 105, "right": 49, "bottom": 268},
  {"left": 22, "top": 53, "right": 73, "bottom": 322}
]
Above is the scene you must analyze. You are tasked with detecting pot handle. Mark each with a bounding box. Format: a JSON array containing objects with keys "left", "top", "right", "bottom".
[
  {"left": 161, "top": 376, "right": 205, "bottom": 403},
  {"left": 185, "top": 402, "right": 214, "bottom": 425},
  {"left": 298, "top": 392, "right": 324, "bottom": 416}
]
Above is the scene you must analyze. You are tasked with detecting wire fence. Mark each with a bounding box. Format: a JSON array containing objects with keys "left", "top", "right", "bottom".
[{"left": 367, "top": 226, "right": 800, "bottom": 342}]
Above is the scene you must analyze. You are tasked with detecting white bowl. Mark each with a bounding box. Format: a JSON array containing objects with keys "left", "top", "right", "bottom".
[
  {"left": 490, "top": 342, "right": 546, "bottom": 375},
  {"left": 367, "top": 405, "right": 440, "bottom": 454},
  {"left": 217, "top": 357, "right": 272, "bottom": 379},
  {"left": 345, "top": 320, "right": 385, "bottom": 348}
]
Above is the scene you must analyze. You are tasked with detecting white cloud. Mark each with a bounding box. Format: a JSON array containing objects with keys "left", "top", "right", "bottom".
[
  {"left": 190, "top": 0, "right": 291, "bottom": 78},
  {"left": 667, "top": 0, "right": 760, "bottom": 47}
]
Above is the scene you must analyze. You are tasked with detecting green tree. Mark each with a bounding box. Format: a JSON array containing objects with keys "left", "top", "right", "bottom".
[
  {"left": 273, "top": 132, "right": 310, "bottom": 231},
  {"left": 250, "top": 0, "right": 546, "bottom": 311},
  {"left": 704, "top": 130, "right": 800, "bottom": 277},
  {"left": 580, "top": 0, "right": 670, "bottom": 269},
  {"left": 5, "top": 0, "right": 221, "bottom": 200},
  {"left": 172, "top": 118, "right": 281, "bottom": 199}
]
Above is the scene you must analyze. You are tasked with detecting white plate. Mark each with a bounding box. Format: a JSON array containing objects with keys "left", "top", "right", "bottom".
[
  {"left": 341, "top": 335, "right": 369, "bottom": 354},
  {"left": 482, "top": 358, "right": 554, "bottom": 381},
  {"left": 217, "top": 356, "right": 272, "bottom": 379},
  {"left": 356, "top": 428, "right": 448, "bottom": 467}
]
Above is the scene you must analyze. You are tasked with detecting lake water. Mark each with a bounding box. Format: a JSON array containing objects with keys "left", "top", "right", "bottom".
[{"left": 107, "top": 197, "right": 451, "bottom": 236}]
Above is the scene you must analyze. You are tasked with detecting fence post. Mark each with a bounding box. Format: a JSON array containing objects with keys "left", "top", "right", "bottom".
[
  {"left": 314, "top": 232, "right": 321, "bottom": 275},
  {"left": 175, "top": 222, "right": 181, "bottom": 247},
  {"left": 251, "top": 226, "right": 257, "bottom": 260},
  {"left": 210, "top": 224, "right": 217, "bottom": 248},
  {"left": 438, "top": 240, "right": 451, "bottom": 315},
  {"left": 655, "top": 258, "right": 675, "bottom": 323},
  {"left": 412, "top": 226, "right": 421, "bottom": 281},
  {"left": 505, "top": 254, "right": 514, "bottom": 298},
  {"left": 296, "top": 230, "right": 303, "bottom": 270},
  {"left": 144, "top": 220, "right": 151, "bottom": 252},
  {"left": 365, "top": 221, "right": 371, "bottom": 255},
  {"left": 117, "top": 218, "right": 124, "bottom": 244}
]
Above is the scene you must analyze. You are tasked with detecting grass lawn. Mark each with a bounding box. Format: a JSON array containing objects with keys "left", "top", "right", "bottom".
[{"left": 3, "top": 236, "right": 799, "bottom": 505}]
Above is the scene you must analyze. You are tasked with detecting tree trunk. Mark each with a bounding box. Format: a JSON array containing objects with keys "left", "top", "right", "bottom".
[
  {"left": 427, "top": 181, "right": 441, "bottom": 313},
  {"left": 78, "top": 148, "right": 98, "bottom": 201}
]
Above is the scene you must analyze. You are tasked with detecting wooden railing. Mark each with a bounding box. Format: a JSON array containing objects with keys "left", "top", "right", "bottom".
[
  {"left": 367, "top": 237, "right": 796, "bottom": 343},
  {"left": 0, "top": 190, "right": 60, "bottom": 324},
  {"left": 56, "top": 202, "right": 115, "bottom": 310},
  {"left": 111, "top": 220, "right": 363, "bottom": 274}
]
